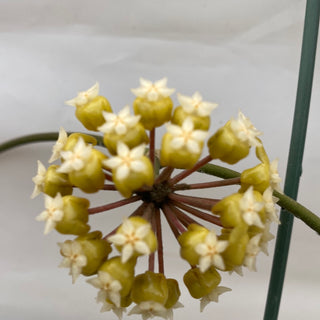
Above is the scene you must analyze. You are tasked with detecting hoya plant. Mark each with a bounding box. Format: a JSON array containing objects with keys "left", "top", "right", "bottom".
[{"left": 1, "top": 78, "right": 319, "bottom": 320}]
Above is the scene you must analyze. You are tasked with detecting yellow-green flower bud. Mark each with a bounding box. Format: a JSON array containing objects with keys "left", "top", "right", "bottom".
[
  {"left": 75, "top": 231, "right": 112, "bottom": 276},
  {"left": 207, "top": 121, "right": 250, "bottom": 164},
  {"left": 171, "top": 106, "right": 210, "bottom": 131},
  {"left": 212, "top": 193, "right": 243, "bottom": 228},
  {"left": 240, "top": 143, "right": 271, "bottom": 193},
  {"left": 65, "top": 83, "right": 113, "bottom": 131},
  {"left": 63, "top": 133, "right": 97, "bottom": 151},
  {"left": 43, "top": 165, "right": 73, "bottom": 197},
  {"left": 133, "top": 97, "right": 173, "bottom": 130},
  {"left": 183, "top": 267, "right": 221, "bottom": 299},
  {"left": 104, "top": 143, "right": 154, "bottom": 198},
  {"left": 160, "top": 118, "right": 207, "bottom": 169},
  {"left": 240, "top": 162, "right": 270, "bottom": 194},
  {"left": 99, "top": 256, "right": 136, "bottom": 298},
  {"left": 178, "top": 224, "right": 209, "bottom": 265},
  {"left": 108, "top": 217, "right": 157, "bottom": 262},
  {"left": 58, "top": 231, "right": 111, "bottom": 283},
  {"left": 165, "top": 278, "right": 181, "bottom": 309},
  {"left": 68, "top": 149, "right": 107, "bottom": 193},
  {"left": 120, "top": 294, "right": 132, "bottom": 308},
  {"left": 103, "top": 123, "right": 149, "bottom": 155},
  {"left": 55, "top": 195, "right": 90, "bottom": 235},
  {"left": 75, "top": 96, "right": 112, "bottom": 131},
  {"left": 131, "top": 271, "right": 169, "bottom": 305},
  {"left": 219, "top": 224, "right": 249, "bottom": 269},
  {"left": 160, "top": 132, "right": 203, "bottom": 169}
]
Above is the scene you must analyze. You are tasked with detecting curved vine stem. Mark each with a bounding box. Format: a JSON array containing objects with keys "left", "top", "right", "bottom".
[
  {"left": 1, "top": 133, "right": 319, "bottom": 234},
  {"left": 0, "top": 132, "right": 104, "bottom": 153}
]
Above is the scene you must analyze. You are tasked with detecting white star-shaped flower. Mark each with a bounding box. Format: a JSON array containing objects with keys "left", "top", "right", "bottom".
[
  {"left": 270, "top": 159, "right": 282, "bottom": 192},
  {"left": 49, "top": 127, "right": 68, "bottom": 163},
  {"left": 58, "top": 240, "right": 87, "bottom": 283},
  {"left": 230, "top": 111, "right": 262, "bottom": 147},
  {"left": 131, "top": 77, "right": 175, "bottom": 101},
  {"left": 166, "top": 118, "right": 208, "bottom": 154},
  {"left": 65, "top": 82, "right": 99, "bottom": 107},
  {"left": 31, "top": 160, "right": 47, "bottom": 199},
  {"left": 129, "top": 301, "right": 168, "bottom": 320},
  {"left": 200, "top": 286, "right": 232, "bottom": 312},
  {"left": 87, "top": 271, "right": 122, "bottom": 307},
  {"left": 195, "top": 230, "right": 229, "bottom": 272},
  {"left": 108, "top": 218, "right": 151, "bottom": 263},
  {"left": 239, "top": 187, "right": 265, "bottom": 228},
  {"left": 57, "top": 137, "right": 92, "bottom": 173},
  {"left": 263, "top": 187, "right": 280, "bottom": 224},
  {"left": 35, "top": 193, "right": 64, "bottom": 234},
  {"left": 163, "top": 301, "right": 184, "bottom": 320},
  {"left": 228, "top": 265, "right": 243, "bottom": 276},
  {"left": 95, "top": 290, "right": 126, "bottom": 319},
  {"left": 103, "top": 142, "right": 147, "bottom": 181},
  {"left": 243, "top": 234, "right": 262, "bottom": 271},
  {"left": 177, "top": 92, "right": 218, "bottom": 117},
  {"left": 98, "top": 105, "right": 141, "bottom": 135},
  {"left": 259, "top": 221, "right": 275, "bottom": 255}
]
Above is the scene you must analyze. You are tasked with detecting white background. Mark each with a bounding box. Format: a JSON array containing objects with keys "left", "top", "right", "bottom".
[{"left": 0, "top": 1, "right": 319, "bottom": 319}]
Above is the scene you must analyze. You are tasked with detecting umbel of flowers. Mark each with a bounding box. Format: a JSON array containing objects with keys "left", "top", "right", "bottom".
[{"left": 32, "top": 79, "right": 281, "bottom": 319}]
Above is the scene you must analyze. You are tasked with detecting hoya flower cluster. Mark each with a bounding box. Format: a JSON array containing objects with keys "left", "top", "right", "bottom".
[{"left": 32, "top": 79, "right": 281, "bottom": 319}]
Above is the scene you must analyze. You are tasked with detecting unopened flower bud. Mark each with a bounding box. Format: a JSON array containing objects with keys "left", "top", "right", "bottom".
[
  {"left": 102, "top": 123, "right": 149, "bottom": 155},
  {"left": 65, "top": 83, "right": 113, "bottom": 131},
  {"left": 69, "top": 148, "right": 106, "bottom": 193},
  {"left": 108, "top": 217, "right": 157, "bottom": 263},
  {"left": 103, "top": 143, "right": 154, "bottom": 198},
  {"left": 165, "top": 278, "right": 181, "bottom": 309},
  {"left": 75, "top": 231, "right": 112, "bottom": 276},
  {"left": 183, "top": 267, "right": 221, "bottom": 299},
  {"left": 207, "top": 121, "right": 250, "bottom": 164},
  {"left": 178, "top": 224, "right": 209, "bottom": 265},
  {"left": 160, "top": 118, "right": 207, "bottom": 169},
  {"left": 58, "top": 231, "right": 111, "bottom": 283},
  {"left": 131, "top": 78, "right": 175, "bottom": 130},
  {"left": 240, "top": 162, "right": 270, "bottom": 194},
  {"left": 98, "top": 256, "right": 136, "bottom": 299},
  {"left": 55, "top": 195, "right": 90, "bottom": 235},
  {"left": 63, "top": 133, "right": 97, "bottom": 151},
  {"left": 212, "top": 193, "right": 243, "bottom": 228},
  {"left": 43, "top": 165, "right": 73, "bottom": 197},
  {"left": 171, "top": 106, "right": 211, "bottom": 131},
  {"left": 131, "top": 271, "right": 169, "bottom": 305},
  {"left": 219, "top": 225, "right": 249, "bottom": 269}
]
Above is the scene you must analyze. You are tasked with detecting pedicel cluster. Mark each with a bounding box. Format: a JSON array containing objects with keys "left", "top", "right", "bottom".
[{"left": 32, "top": 78, "right": 281, "bottom": 319}]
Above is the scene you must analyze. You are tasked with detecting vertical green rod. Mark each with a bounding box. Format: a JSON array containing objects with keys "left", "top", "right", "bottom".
[{"left": 264, "top": 0, "right": 320, "bottom": 319}]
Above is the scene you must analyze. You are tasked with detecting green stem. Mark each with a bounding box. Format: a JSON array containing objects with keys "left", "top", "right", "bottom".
[
  {"left": 273, "top": 190, "right": 320, "bottom": 235},
  {"left": 0, "top": 132, "right": 104, "bottom": 153},
  {"left": 198, "top": 163, "right": 240, "bottom": 179}
]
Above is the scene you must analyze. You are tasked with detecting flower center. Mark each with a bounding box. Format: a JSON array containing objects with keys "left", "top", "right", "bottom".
[{"left": 137, "top": 181, "right": 172, "bottom": 207}]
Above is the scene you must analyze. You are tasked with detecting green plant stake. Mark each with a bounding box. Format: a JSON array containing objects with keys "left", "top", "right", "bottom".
[{"left": 264, "top": 0, "right": 320, "bottom": 319}]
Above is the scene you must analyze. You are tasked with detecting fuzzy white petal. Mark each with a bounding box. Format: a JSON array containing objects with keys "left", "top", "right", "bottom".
[
  {"left": 121, "top": 244, "right": 134, "bottom": 263},
  {"left": 49, "top": 127, "right": 68, "bottom": 163},
  {"left": 103, "top": 157, "right": 123, "bottom": 170},
  {"left": 130, "top": 160, "right": 146, "bottom": 173},
  {"left": 107, "top": 234, "right": 127, "bottom": 246},
  {"left": 130, "top": 144, "right": 146, "bottom": 159},
  {"left": 134, "top": 241, "right": 150, "bottom": 255},
  {"left": 116, "top": 164, "right": 130, "bottom": 180}
]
